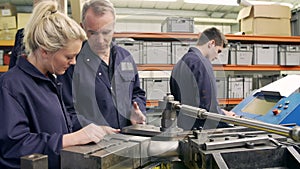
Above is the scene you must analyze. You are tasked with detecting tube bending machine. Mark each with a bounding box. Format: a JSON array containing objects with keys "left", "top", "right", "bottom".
[
  {"left": 232, "top": 75, "right": 300, "bottom": 126},
  {"left": 21, "top": 76, "right": 300, "bottom": 169}
]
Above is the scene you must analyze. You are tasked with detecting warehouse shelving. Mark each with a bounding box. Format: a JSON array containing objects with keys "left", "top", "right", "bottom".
[
  {"left": 137, "top": 64, "right": 300, "bottom": 71},
  {"left": 0, "top": 65, "right": 8, "bottom": 72},
  {"left": 114, "top": 32, "right": 300, "bottom": 107},
  {"left": 114, "top": 32, "right": 300, "bottom": 44},
  {"left": 2, "top": 33, "right": 300, "bottom": 106},
  {"left": 0, "top": 40, "right": 14, "bottom": 46}
]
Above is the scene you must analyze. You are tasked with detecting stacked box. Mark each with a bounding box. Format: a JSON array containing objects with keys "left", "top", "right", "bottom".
[
  {"left": 230, "top": 44, "right": 253, "bottom": 65},
  {"left": 0, "top": 3, "right": 16, "bottom": 16},
  {"left": 161, "top": 17, "right": 194, "bottom": 33},
  {"left": 0, "top": 16, "right": 16, "bottom": 40},
  {"left": 253, "top": 75, "right": 280, "bottom": 89},
  {"left": 171, "top": 41, "right": 196, "bottom": 64},
  {"left": 237, "top": 5, "right": 291, "bottom": 36},
  {"left": 143, "top": 78, "right": 169, "bottom": 100},
  {"left": 143, "top": 41, "right": 171, "bottom": 64},
  {"left": 243, "top": 77, "right": 253, "bottom": 97},
  {"left": 212, "top": 48, "right": 229, "bottom": 65},
  {"left": 228, "top": 77, "right": 244, "bottom": 98},
  {"left": 279, "top": 45, "right": 300, "bottom": 66},
  {"left": 228, "top": 76, "right": 253, "bottom": 98},
  {"left": 116, "top": 40, "right": 143, "bottom": 64},
  {"left": 17, "top": 13, "right": 31, "bottom": 29},
  {"left": 253, "top": 44, "right": 278, "bottom": 65},
  {"left": 291, "top": 8, "right": 300, "bottom": 36},
  {"left": 0, "top": 3, "right": 17, "bottom": 40},
  {"left": 216, "top": 77, "right": 227, "bottom": 99}
]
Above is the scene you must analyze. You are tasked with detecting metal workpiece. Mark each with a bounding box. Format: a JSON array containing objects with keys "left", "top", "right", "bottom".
[
  {"left": 147, "top": 140, "right": 179, "bottom": 157},
  {"left": 61, "top": 134, "right": 152, "bottom": 169},
  {"left": 20, "top": 154, "right": 48, "bottom": 169}
]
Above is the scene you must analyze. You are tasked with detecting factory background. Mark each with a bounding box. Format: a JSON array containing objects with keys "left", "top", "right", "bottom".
[
  {"left": 0, "top": 0, "right": 300, "bottom": 109},
  {"left": 2, "top": 1, "right": 300, "bottom": 169}
]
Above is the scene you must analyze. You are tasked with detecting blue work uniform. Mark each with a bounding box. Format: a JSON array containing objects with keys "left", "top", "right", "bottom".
[
  {"left": 58, "top": 42, "right": 146, "bottom": 129},
  {"left": 170, "top": 47, "right": 227, "bottom": 130},
  {"left": 0, "top": 57, "right": 73, "bottom": 169}
]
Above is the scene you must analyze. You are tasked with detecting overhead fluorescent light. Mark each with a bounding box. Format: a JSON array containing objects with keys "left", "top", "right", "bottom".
[{"left": 184, "top": 0, "right": 239, "bottom": 6}]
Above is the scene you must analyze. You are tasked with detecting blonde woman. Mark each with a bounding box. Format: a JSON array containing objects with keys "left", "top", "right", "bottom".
[{"left": 0, "top": 1, "right": 119, "bottom": 169}]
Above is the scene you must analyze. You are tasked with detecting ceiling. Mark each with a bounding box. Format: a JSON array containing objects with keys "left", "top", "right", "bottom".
[
  {"left": 110, "top": 0, "right": 299, "bottom": 22},
  {"left": 3, "top": 0, "right": 300, "bottom": 23}
]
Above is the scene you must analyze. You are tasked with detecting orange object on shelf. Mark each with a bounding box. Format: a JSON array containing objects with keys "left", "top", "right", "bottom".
[{"left": 3, "top": 53, "right": 10, "bottom": 65}]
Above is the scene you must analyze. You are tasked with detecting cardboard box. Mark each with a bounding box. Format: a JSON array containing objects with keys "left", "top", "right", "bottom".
[
  {"left": 17, "top": 13, "right": 32, "bottom": 29},
  {"left": 0, "top": 16, "right": 16, "bottom": 30},
  {"left": 0, "top": 3, "right": 16, "bottom": 16},
  {"left": 0, "top": 28, "right": 17, "bottom": 40},
  {"left": 70, "top": 0, "right": 88, "bottom": 24},
  {"left": 237, "top": 5, "right": 291, "bottom": 36}
]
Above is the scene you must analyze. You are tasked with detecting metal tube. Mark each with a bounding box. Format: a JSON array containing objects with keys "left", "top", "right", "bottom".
[{"left": 178, "top": 104, "right": 300, "bottom": 142}]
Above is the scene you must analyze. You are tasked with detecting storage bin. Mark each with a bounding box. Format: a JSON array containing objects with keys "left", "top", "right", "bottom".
[
  {"left": 230, "top": 43, "right": 253, "bottom": 65},
  {"left": 278, "top": 45, "right": 300, "bottom": 66},
  {"left": 161, "top": 17, "right": 194, "bottom": 33},
  {"left": 291, "top": 8, "right": 300, "bottom": 36},
  {"left": 116, "top": 40, "right": 143, "bottom": 64},
  {"left": 252, "top": 74, "right": 280, "bottom": 89},
  {"left": 216, "top": 77, "right": 227, "bottom": 99},
  {"left": 253, "top": 44, "right": 278, "bottom": 65},
  {"left": 171, "top": 41, "right": 196, "bottom": 64},
  {"left": 143, "top": 41, "right": 171, "bottom": 64},
  {"left": 143, "top": 78, "right": 170, "bottom": 100},
  {"left": 212, "top": 47, "right": 229, "bottom": 65},
  {"left": 228, "top": 76, "right": 253, "bottom": 98}
]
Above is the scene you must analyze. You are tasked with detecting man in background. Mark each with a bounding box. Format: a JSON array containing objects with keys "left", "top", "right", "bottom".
[{"left": 170, "top": 27, "right": 235, "bottom": 130}]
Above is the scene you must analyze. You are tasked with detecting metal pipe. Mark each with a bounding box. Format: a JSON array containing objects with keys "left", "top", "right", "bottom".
[{"left": 177, "top": 104, "right": 300, "bottom": 142}]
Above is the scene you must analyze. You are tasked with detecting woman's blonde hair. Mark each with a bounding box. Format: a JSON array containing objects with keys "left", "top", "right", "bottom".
[{"left": 23, "top": 1, "right": 87, "bottom": 54}]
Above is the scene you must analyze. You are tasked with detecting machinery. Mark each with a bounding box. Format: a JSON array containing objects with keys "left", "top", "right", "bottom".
[
  {"left": 21, "top": 92, "right": 300, "bottom": 169},
  {"left": 232, "top": 74, "right": 300, "bottom": 126}
]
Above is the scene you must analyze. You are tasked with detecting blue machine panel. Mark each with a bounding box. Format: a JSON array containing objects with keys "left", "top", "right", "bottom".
[{"left": 232, "top": 92, "right": 300, "bottom": 126}]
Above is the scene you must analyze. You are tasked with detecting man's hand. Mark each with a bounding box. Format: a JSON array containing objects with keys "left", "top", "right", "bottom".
[
  {"left": 130, "top": 102, "right": 146, "bottom": 125},
  {"left": 222, "top": 109, "right": 236, "bottom": 116}
]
